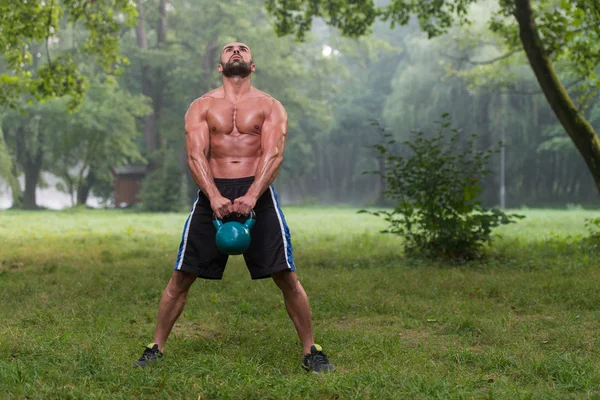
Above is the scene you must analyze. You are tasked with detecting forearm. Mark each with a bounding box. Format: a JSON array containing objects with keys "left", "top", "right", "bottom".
[
  {"left": 246, "top": 152, "right": 283, "bottom": 198},
  {"left": 188, "top": 154, "right": 220, "bottom": 199}
]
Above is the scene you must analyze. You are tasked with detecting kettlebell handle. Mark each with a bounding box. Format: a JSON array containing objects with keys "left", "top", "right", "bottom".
[{"left": 212, "top": 209, "right": 256, "bottom": 223}]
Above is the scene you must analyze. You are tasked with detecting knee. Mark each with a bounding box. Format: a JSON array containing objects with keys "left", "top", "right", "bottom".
[
  {"left": 166, "top": 271, "right": 196, "bottom": 296},
  {"left": 273, "top": 271, "right": 302, "bottom": 294}
]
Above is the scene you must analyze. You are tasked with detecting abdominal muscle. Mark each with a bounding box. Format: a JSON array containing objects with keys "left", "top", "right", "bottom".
[
  {"left": 208, "top": 132, "right": 262, "bottom": 179},
  {"left": 209, "top": 157, "right": 259, "bottom": 178}
]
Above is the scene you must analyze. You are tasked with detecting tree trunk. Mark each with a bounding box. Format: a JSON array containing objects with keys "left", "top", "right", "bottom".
[
  {"left": 135, "top": 0, "right": 158, "bottom": 156},
  {"left": 158, "top": 0, "right": 168, "bottom": 44},
  {"left": 476, "top": 90, "right": 495, "bottom": 206},
  {"left": 514, "top": 0, "right": 600, "bottom": 192},
  {"left": 154, "top": 0, "right": 169, "bottom": 146},
  {"left": 375, "top": 154, "right": 386, "bottom": 206},
  {"left": 0, "top": 132, "right": 22, "bottom": 208},
  {"left": 15, "top": 126, "right": 44, "bottom": 210},
  {"left": 22, "top": 146, "right": 43, "bottom": 210},
  {"left": 77, "top": 169, "right": 97, "bottom": 206},
  {"left": 202, "top": 32, "right": 220, "bottom": 89},
  {"left": 8, "top": 170, "right": 23, "bottom": 208}
]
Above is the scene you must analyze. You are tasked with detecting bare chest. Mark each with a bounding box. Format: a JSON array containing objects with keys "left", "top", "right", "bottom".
[{"left": 206, "top": 100, "right": 264, "bottom": 136}]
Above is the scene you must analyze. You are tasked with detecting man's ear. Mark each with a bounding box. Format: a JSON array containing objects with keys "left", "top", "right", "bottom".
[{"left": 218, "top": 63, "right": 223, "bottom": 73}]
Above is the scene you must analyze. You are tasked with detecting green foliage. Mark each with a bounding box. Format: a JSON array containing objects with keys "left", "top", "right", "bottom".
[
  {"left": 1, "top": 100, "right": 57, "bottom": 207},
  {"left": 266, "top": 0, "right": 600, "bottom": 95},
  {"left": 1, "top": 78, "right": 147, "bottom": 207},
  {"left": 265, "top": 0, "right": 476, "bottom": 40},
  {"left": 45, "top": 80, "right": 149, "bottom": 205},
  {"left": 585, "top": 217, "right": 600, "bottom": 239},
  {"left": 0, "top": 0, "right": 138, "bottom": 107},
  {"left": 265, "top": 0, "right": 600, "bottom": 201},
  {"left": 364, "top": 116, "right": 523, "bottom": 259},
  {"left": 383, "top": 30, "right": 598, "bottom": 206},
  {"left": 0, "top": 138, "right": 23, "bottom": 208},
  {"left": 138, "top": 149, "right": 184, "bottom": 212},
  {"left": 488, "top": 0, "right": 600, "bottom": 95}
]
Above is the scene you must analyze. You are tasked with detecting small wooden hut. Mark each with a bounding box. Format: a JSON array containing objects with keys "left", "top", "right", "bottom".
[{"left": 111, "top": 165, "right": 147, "bottom": 207}]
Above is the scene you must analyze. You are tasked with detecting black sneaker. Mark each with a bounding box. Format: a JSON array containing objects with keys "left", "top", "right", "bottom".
[
  {"left": 133, "top": 343, "right": 163, "bottom": 368},
  {"left": 302, "top": 344, "right": 334, "bottom": 373}
]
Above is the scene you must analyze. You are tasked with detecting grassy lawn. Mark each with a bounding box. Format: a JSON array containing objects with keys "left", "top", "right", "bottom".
[{"left": 1, "top": 207, "right": 600, "bottom": 399}]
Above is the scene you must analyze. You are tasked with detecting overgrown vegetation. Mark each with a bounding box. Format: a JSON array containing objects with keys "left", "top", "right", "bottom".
[{"left": 363, "top": 117, "right": 523, "bottom": 260}]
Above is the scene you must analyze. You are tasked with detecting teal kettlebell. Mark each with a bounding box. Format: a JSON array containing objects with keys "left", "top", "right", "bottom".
[{"left": 213, "top": 211, "right": 256, "bottom": 255}]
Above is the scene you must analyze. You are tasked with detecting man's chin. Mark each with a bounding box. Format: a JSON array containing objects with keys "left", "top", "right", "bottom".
[{"left": 223, "top": 67, "right": 252, "bottom": 78}]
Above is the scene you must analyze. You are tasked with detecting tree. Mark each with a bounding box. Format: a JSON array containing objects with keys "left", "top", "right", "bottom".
[
  {"left": 133, "top": 0, "right": 169, "bottom": 159},
  {"left": 0, "top": 128, "right": 22, "bottom": 207},
  {"left": 46, "top": 80, "right": 148, "bottom": 206},
  {"left": 0, "top": 0, "right": 138, "bottom": 108},
  {"left": 383, "top": 31, "right": 598, "bottom": 206},
  {"left": 265, "top": 0, "right": 600, "bottom": 192},
  {"left": 2, "top": 102, "right": 54, "bottom": 209}
]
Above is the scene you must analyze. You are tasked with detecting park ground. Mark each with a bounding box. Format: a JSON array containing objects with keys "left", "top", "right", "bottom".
[{"left": 1, "top": 207, "right": 600, "bottom": 399}]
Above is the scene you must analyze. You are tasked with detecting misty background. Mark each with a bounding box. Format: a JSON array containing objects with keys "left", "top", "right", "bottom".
[{"left": 1, "top": 0, "right": 597, "bottom": 211}]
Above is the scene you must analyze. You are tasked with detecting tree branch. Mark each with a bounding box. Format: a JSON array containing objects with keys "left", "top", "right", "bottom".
[
  {"left": 442, "top": 49, "right": 522, "bottom": 65},
  {"left": 45, "top": 0, "right": 55, "bottom": 69},
  {"left": 499, "top": 76, "right": 587, "bottom": 95}
]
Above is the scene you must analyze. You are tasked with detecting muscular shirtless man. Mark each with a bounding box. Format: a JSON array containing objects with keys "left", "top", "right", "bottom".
[{"left": 134, "top": 42, "right": 334, "bottom": 373}]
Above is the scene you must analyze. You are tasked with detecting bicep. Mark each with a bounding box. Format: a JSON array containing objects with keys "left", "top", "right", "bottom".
[
  {"left": 261, "top": 101, "right": 288, "bottom": 153},
  {"left": 185, "top": 100, "right": 210, "bottom": 158}
]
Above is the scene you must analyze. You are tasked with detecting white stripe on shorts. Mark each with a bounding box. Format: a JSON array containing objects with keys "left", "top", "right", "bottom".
[
  {"left": 269, "top": 186, "right": 292, "bottom": 270},
  {"left": 175, "top": 195, "right": 200, "bottom": 270}
]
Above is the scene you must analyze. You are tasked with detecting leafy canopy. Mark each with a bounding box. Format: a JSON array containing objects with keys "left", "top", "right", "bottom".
[
  {"left": 265, "top": 0, "right": 600, "bottom": 86},
  {"left": 0, "top": 0, "right": 138, "bottom": 108}
]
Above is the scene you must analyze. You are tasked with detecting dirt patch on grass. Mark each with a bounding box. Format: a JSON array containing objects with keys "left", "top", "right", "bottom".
[
  {"left": 397, "top": 328, "right": 431, "bottom": 340},
  {"left": 332, "top": 315, "right": 405, "bottom": 330},
  {"left": 173, "top": 320, "right": 223, "bottom": 340}
]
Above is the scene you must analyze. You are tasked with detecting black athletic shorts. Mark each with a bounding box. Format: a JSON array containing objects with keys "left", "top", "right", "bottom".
[{"left": 173, "top": 176, "right": 296, "bottom": 280}]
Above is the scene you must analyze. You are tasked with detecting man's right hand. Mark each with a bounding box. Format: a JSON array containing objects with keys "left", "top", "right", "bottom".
[{"left": 210, "top": 195, "right": 233, "bottom": 219}]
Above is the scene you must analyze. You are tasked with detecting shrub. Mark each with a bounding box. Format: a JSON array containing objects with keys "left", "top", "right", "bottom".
[
  {"left": 362, "top": 115, "right": 523, "bottom": 260},
  {"left": 138, "top": 149, "right": 185, "bottom": 212},
  {"left": 585, "top": 217, "right": 600, "bottom": 239}
]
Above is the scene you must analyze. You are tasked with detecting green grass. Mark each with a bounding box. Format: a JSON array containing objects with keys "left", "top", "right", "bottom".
[{"left": 1, "top": 207, "right": 600, "bottom": 399}]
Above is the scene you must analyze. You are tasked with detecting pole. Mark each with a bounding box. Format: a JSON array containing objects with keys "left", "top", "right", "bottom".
[{"left": 500, "top": 117, "right": 506, "bottom": 210}]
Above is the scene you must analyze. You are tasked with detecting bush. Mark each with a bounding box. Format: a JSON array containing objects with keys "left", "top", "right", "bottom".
[
  {"left": 138, "top": 149, "right": 185, "bottom": 212},
  {"left": 585, "top": 217, "right": 600, "bottom": 239},
  {"left": 362, "top": 115, "right": 523, "bottom": 260}
]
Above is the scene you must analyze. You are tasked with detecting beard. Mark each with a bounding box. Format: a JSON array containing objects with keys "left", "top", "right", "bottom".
[{"left": 221, "top": 59, "right": 253, "bottom": 78}]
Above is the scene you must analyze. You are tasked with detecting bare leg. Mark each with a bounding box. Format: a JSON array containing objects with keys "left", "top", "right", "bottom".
[
  {"left": 153, "top": 270, "right": 197, "bottom": 353},
  {"left": 272, "top": 270, "right": 314, "bottom": 354}
]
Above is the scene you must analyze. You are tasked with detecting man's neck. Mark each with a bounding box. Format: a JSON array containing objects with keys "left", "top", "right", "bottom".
[{"left": 223, "top": 76, "right": 252, "bottom": 101}]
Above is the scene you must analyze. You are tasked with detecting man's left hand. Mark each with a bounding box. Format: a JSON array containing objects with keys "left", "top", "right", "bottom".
[{"left": 233, "top": 195, "right": 257, "bottom": 216}]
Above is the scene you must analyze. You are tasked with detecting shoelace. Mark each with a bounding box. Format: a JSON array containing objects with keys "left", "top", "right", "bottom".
[
  {"left": 139, "top": 346, "right": 158, "bottom": 361},
  {"left": 311, "top": 351, "right": 329, "bottom": 366}
]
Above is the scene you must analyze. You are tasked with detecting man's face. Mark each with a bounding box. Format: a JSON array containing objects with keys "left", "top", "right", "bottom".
[{"left": 218, "top": 42, "right": 255, "bottom": 78}]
